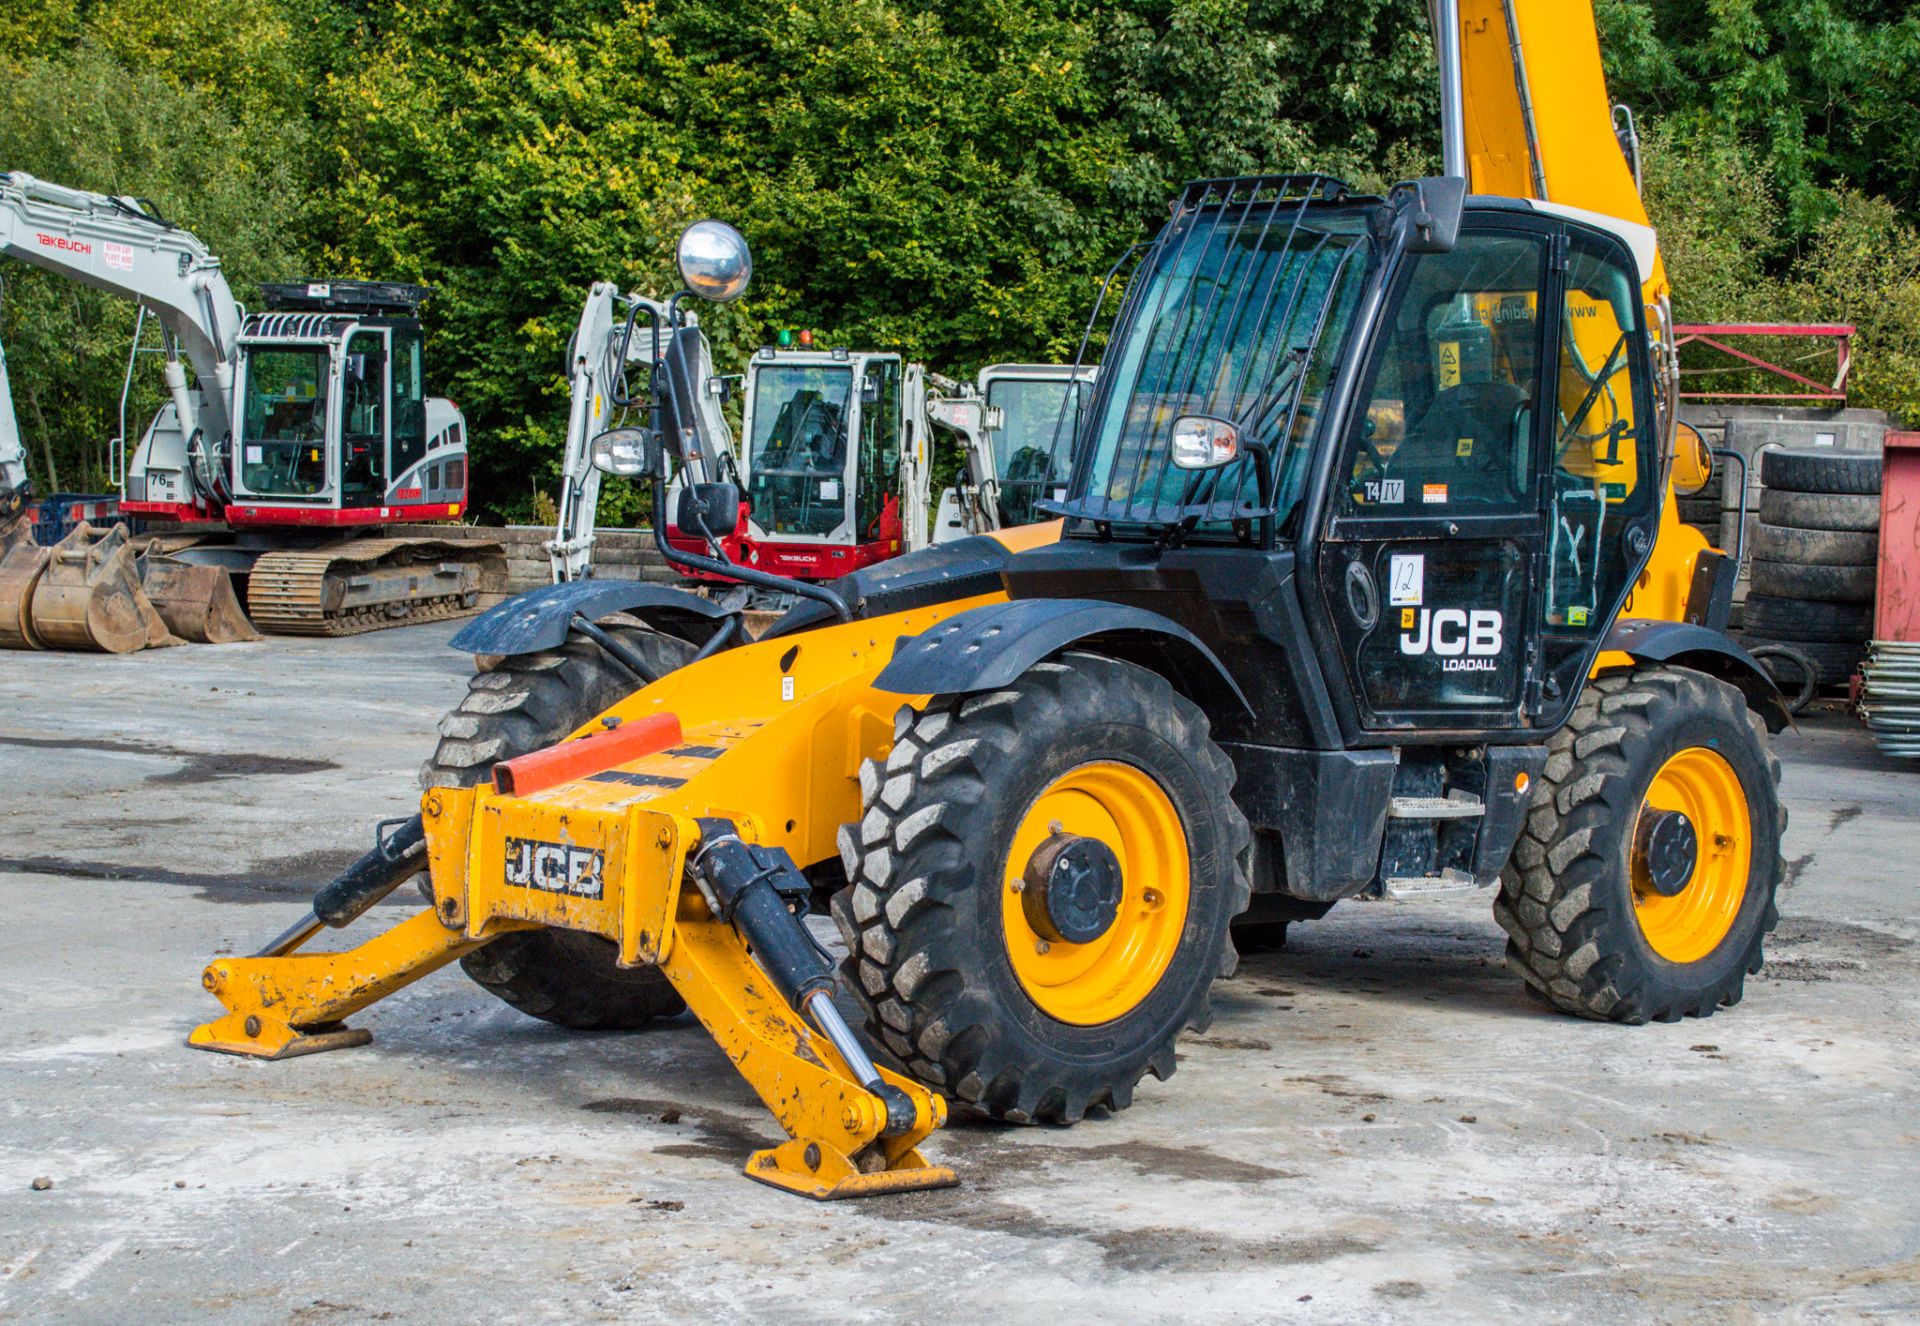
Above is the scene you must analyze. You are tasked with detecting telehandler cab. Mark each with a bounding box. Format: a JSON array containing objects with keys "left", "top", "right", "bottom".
[{"left": 192, "top": 0, "right": 1785, "bottom": 1200}]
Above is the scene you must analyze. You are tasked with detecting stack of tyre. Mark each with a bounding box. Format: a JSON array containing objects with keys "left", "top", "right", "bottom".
[{"left": 1738, "top": 447, "right": 1882, "bottom": 693}]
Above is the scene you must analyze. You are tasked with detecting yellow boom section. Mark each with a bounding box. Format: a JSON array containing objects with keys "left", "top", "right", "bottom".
[{"left": 1457, "top": 0, "right": 1706, "bottom": 635}]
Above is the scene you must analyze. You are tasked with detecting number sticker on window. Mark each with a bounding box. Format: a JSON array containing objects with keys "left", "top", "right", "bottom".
[{"left": 1388, "top": 553, "right": 1424, "bottom": 607}]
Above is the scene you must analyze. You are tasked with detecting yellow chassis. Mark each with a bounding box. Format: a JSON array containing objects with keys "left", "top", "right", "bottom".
[{"left": 189, "top": 590, "right": 1019, "bottom": 1198}]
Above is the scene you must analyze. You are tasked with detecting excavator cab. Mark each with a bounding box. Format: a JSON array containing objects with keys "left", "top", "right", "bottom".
[
  {"left": 981, "top": 362, "right": 1093, "bottom": 528},
  {"left": 224, "top": 283, "right": 461, "bottom": 523},
  {"left": 725, "top": 345, "right": 912, "bottom": 578}
]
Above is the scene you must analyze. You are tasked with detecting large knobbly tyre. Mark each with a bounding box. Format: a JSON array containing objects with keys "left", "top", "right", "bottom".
[
  {"left": 1759, "top": 447, "right": 1882, "bottom": 496},
  {"left": 1748, "top": 523, "right": 1877, "bottom": 567},
  {"left": 421, "top": 623, "right": 696, "bottom": 1030},
  {"left": 1757, "top": 489, "right": 1879, "bottom": 532},
  {"left": 1497, "top": 666, "right": 1785, "bottom": 1024},
  {"left": 832, "top": 653, "right": 1252, "bottom": 1124},
  {"left": 1741, "top": 592, "right": 1873, "bottom": 641},
  {"left": 1748, "top": 558, "right": 1875, "bottom": 602}
]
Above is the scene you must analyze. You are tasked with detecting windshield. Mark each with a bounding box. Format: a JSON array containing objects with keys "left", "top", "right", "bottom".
[
  {"left": 240, "top": 346, "right": 331, "bottom": 497},
  {"left": 1071, "top": 198, "right": 1374, "bottom": 532},
  {"left": 747, "top": 363, "right": 853, "bottom": 537},
  {"left": 988, "top": 376, "right": 1085, "bottom": 527}
]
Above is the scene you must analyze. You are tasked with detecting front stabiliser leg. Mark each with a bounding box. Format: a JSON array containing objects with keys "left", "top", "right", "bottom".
[
  {"left": 676, "top": 818, "right": 957, "bottom": 1198},
  {"left": 187, "top": 814, "right": 508, "bottom": 1060}
]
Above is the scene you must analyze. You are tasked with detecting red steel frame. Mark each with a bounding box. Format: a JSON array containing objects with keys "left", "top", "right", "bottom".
[
  {"left": 1878, "top": 432, "right": 1920, "bottom": 644},
  {"left": 1673, "top": 323, "right": 1853, "bottom": 404}
]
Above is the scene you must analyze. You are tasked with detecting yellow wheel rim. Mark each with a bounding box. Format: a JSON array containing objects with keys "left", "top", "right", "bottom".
[
  {"left": 1000, "top": 761, "right": 1192, "bottom": 1026},
  {"left": 1633, "top": 747, "right": 1752, "bottom": 964}
]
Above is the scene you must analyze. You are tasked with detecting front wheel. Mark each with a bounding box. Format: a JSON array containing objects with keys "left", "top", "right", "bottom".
[
  {"left": 831, "top": 653, "right": 1251, "bottom": 1123},
  {"left": 1497, "top": 666, "right": 1785, "bottom": 1023}
]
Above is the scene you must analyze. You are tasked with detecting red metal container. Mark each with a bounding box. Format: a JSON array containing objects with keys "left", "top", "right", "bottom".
[{"left": 1877, "top": 431, "right": 1920, "bottom": 643}]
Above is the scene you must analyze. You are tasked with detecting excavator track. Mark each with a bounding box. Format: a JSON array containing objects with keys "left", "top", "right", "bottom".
[{"left": 246, "top": 538, "right": 507, "bottom": 637}]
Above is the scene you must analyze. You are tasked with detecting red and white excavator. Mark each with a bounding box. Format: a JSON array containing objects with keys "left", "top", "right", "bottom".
[
  {"left": 544, "top": 283, "right": 1090, "bottom": 590},
  {"left": 0, "top": 172, "right": 502, "bottom": 650}
]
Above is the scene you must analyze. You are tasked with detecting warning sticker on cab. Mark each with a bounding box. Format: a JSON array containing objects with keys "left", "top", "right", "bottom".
[{"left": 1422, "top": 483, "right": 1448, "bottom": 504}]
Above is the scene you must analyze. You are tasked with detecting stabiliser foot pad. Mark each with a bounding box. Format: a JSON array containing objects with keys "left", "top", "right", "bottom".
[
  {"left": 744, "top": 1139, "right": 959, "bottom": 1200},
  {"left": 188, "top": 1012, "right": 373, "bottom": 1060}
]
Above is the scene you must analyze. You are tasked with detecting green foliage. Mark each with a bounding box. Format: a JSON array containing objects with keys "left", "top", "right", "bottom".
[{"left": 2, "top": 0, "right": 1917, "bottom": 510}]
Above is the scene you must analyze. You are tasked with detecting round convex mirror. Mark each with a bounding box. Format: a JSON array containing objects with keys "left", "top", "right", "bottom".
[{"left": 677, "top": 220, "right": 753, "bottom": 303}]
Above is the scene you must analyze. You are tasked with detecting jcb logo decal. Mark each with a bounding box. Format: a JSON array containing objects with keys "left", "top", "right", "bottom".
[
  {"left": 503, "top": 836, "right": 604, "bottom": 900},
  {"left": 1400, "top": 608, "right": 1503, "bottom": 672}
]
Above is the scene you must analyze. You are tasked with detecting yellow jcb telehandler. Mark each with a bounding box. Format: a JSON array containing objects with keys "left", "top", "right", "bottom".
[{"left": 191, "top": 0, "right": 1785, "bottom": 1199}]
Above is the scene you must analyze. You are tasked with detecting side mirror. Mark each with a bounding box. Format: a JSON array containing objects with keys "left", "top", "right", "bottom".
[
  {"left": 1170, "top": 415, "right": 1240, "bottom": 470},
  {"left": 589, "top": 426, "right": 659, "bottom": 477},
  {"left": 1398, "top": 176, "right": 1466, "bottom": 254},
  {"left": 861, "top": 375, "right": 882, "bottom": 406},
  {"left": 677, "top": 481, "right": 742, "bottom": 538},
  {"left": 677, "top": 221, "right": 753, "bottom": 304},
  {"left": 1671, "top": 420, "right": 1714, "bottom": 495}
]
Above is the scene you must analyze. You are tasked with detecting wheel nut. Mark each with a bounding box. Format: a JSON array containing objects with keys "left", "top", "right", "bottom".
[
  {"left": 1143, "top": 888, "right": 1162, "bottom": 907},
  {"left": 1036, "top": 940, "right": 1051, "bottom": 954}
]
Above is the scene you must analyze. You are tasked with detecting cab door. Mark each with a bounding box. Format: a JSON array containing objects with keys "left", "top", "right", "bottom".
[
  {"left": 1315, "top": 224, "right": 1551, "bottom": 732},
  {"left": 1313, "top": 218, "right": 1661, "bottom": 735}
]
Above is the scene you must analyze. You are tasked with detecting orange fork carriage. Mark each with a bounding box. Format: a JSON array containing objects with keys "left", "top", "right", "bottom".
[{"left": 188, "top": 601, "right": 1001, "bottom": 1198}]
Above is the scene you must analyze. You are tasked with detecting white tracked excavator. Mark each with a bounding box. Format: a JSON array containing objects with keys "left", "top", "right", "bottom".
[{"left": 0, "top": 172, "right": 503, "bottom": 650}]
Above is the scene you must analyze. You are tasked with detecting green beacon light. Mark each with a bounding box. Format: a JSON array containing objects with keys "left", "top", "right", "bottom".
[{"left": 776, "top": 328, "right": 794, "bottom": 348}]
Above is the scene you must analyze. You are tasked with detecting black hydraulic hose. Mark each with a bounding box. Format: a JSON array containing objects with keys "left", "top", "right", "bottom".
[
  {"left": 691, "top": 613, "right": 741, "bottom": 662},
  {"left": 649, "top": 475, "right": 853, "bottom": 621},
  {"left": 255, "top": 816, "right": 428, "bottom": 957},
  {"left": 569, "top": 612, "right": 655, "bottom": 681}
]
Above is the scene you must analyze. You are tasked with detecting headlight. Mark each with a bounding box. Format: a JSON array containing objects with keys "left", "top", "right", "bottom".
[
  {"left": 590, "top": 427, "right": 658, "bottom": 477},
  {"left": 1170, "top": 415, "right": 1240, "bottom": 470}
]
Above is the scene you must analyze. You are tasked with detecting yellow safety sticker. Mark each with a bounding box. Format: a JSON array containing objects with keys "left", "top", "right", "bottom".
[{"left": 1456, "top": 437, "right": 1474, "bottom": 458}]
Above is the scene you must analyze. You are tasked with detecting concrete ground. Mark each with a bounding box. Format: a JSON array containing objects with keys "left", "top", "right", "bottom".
[{"left": 1, "top": 623, "right": 1916, "bottom": 1325}]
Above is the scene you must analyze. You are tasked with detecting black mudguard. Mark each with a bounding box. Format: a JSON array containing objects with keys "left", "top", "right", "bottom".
[
  {"left": 874, "top": 597, "right": 1253, "bottom": 720},
  {"left": 447, "top": 579, "right": 732, "bottom": 656},
  {"left": 1602, "top": 618, "right": 1792, "bottom": 732}
]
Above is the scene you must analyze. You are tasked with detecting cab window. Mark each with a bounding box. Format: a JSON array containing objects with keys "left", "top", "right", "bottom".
[
  {"left": 389, "top": 328, "right": 427, "bottom": 484},
  {"left": 341, "top": 330, "right": 386, "bottom": 501},
  {"left": 1543, "top": 233, "right": 1656, "bottom": 633},
  {"left": 854, "top": 359, "right": 902, "bottom": 539},
  {"left": 1342, "top": 232, "right": 1546, "bottom": 515}
]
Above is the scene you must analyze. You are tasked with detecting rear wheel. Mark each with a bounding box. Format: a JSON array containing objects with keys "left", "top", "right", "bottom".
[
  {"left": 420, "top": 622, "right": 695, "bottom": 1030},
  {"left": 1497, "top": 666, "right": 1785, "bottom": 1023},
  {"left": 832, "top": 653, "right": 1251, "bottom": 1123}
]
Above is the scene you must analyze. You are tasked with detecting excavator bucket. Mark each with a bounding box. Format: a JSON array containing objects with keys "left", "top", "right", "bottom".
[
  {"left": 30, "top": 522, "right": 183, "bottom": 653},
  {"left": 142, "top": 556, "right": 261, "bottom": 644},
  {"left": 0, "top": 514, "right": 48, "bottom": 650}
]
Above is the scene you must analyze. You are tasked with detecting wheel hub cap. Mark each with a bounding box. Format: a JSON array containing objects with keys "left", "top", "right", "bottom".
[
  {"left": 1023, "top": 834, "right": 1123, "bottom": 945},
  {"left": 1633, "top": 807, "right": 1698, "bottom": 897}
]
